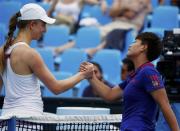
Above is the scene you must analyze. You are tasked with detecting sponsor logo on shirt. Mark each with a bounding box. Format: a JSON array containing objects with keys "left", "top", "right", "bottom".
[{"left": 149, "top": 75, "right": 160, "bottom": 88}]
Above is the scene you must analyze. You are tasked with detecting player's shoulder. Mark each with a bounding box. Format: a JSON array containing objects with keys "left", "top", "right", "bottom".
[
  {"left": 140, "top": 65, "right": 159, "bottom": 76},
  {"left": 16, "top": 45, "right": 41, "bottom": 63}
]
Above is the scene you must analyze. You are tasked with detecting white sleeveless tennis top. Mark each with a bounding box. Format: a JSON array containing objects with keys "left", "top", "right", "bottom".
[
  {"left": 55, "top": 1, "right": 80, "bottom": 22},
  {"left": 1, "top": 42, "right": 43, "bottom": 116}
]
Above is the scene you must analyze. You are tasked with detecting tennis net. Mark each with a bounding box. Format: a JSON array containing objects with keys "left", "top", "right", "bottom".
[{"left": 0, "top": 113, "right": 122, "bottom": 131}]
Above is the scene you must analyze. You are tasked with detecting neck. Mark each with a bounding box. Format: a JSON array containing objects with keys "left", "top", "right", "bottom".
[
  {"left": 132, "top": 56, "right": 149, "bottom": 70},
  {"left": 13, "top": 30, "right": 31, "bottom": 46}
]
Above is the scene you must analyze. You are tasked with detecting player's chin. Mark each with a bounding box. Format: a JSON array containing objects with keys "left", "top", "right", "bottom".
[{"left": 127, "top": 51, "right": 131, "bottom": 57}]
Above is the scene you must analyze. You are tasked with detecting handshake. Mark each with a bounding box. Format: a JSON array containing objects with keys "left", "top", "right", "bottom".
[{"left": 79, "top": 62, "right": 95, "bottom": 79}]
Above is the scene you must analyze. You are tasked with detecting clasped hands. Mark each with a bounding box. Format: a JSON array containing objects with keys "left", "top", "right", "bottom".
[{"left": 79, "top": 62, "right": 94, "bottom": 79}]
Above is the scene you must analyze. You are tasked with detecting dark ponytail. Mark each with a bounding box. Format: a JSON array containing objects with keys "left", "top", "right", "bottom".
[{"left": 0, "top": 12, "right": 21, "bottom": 73}]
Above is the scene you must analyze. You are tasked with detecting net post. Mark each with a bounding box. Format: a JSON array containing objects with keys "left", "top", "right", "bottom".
[{"left": 8, "top": 117, "right": 16, "bottom": 131}]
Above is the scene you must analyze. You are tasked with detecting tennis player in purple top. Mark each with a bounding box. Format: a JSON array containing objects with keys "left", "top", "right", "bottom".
[{"left": 81, "top": 32, "right": 180, "bottom": 131}]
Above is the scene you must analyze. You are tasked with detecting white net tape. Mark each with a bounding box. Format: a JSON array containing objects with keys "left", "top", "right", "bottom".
[{"left": 0, "top": 113, "right": 122, "bottom": 124}]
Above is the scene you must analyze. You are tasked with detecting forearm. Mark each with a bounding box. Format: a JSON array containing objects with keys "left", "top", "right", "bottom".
[
  {"left": 60, "top": 42, "right": 75, "bottom": 50},
  {"left": 88, "top": 77, "right": 113, "bottom": 100},
  {"left": 161, "top": 103, "right": 180, "bottom": 131},
  {"left": 56, "top": 72, "right": 84, "bottom": 94},
  {"left": 154, "top": 89, "right": 180, "bottom": 131},
  {"left": 55, "top": 41, "right": 75, "bottom": 54}
]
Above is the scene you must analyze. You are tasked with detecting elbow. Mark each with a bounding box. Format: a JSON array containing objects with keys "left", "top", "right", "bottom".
[
  {"left": 52, "top": 90, "right": 59, "bottom": 95},
  {"left": 104, "top": 97, "right": 115, "bottom": 102},
  {"left": 48, "top": 83, "right": 63, "bottom": 95},
  {"left": 102, "top": 93, "right": 116, "bottom": 102},
  {"left": 102, "top": 91, "right": 121, "bottom": 102},
  {"left": 49, "top": 88, "right": 60, "bottom": 95}
]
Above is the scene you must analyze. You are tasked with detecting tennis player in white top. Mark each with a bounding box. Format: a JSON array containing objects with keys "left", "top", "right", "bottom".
[{"left": 0, "top": 3, "right": 93, "bottom": 116}]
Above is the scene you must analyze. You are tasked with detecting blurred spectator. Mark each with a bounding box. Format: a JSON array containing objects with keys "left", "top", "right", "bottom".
[
  {"left": 52, "top": 0, "right": 107, "bottom": 54},
  {"left": 54, "top": 38, "right": 75, "bottom": 56},
  {"left": 121, "top": 58, "right": 135, "bottom": 81},
  {"left": 47, "top": 0, "right": 107, "bottom": 33},
  {"left": 47, "top": 0, "right": 81, "bottom": 33},
  {"left": 79, "top": 0, "right": 108, "bottom": 27},
  {"left": 54, "top": 28, "right": 128, "bottom": 59},
  {"left": 83, "top": 0, "right": 152, "bottom": 57},
  {"left": 100, "top": 0, "right": 152, "bottom": 38},
  {"left": 82, "top": 62, "right": 114, "bottom": 97},
  {"left": 82, "top": 58, "right": 134, "bottom": 97},
  {"left": 84, "top": 29, "right": 129, "bottom": 58},
  {"left": 53, "top": 0, "right": 152, "bottom": 58}
]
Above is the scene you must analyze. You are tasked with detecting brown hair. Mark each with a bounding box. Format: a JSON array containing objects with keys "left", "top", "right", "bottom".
[
  {"left": 0, "top": 12, "right": 33, "bottom": 73},
  {"left": 0, "top": 12, "right": 21, "bottom": 73}
]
